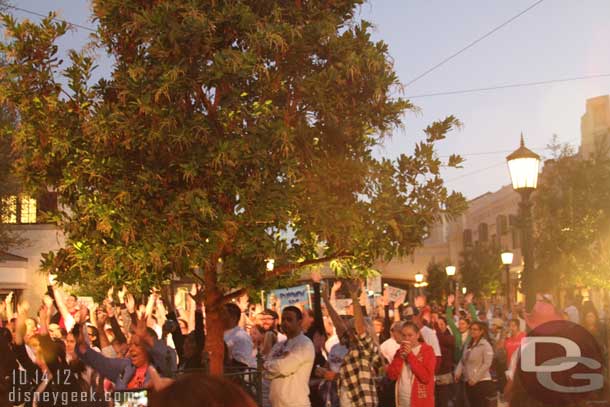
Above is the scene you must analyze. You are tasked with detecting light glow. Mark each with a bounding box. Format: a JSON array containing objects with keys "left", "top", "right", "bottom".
[{"left": 501, "top": 251, "right": 514, "bottom": 265}]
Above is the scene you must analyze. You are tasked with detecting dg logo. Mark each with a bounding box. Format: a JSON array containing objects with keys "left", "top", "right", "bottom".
[{"left": 517, "top": 320, "right": 606, "bottom": 404}]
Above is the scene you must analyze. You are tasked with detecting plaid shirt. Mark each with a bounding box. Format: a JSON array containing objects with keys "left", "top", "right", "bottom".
[{"left": 339, "top": 332, "right": 382, "bottom": 407}]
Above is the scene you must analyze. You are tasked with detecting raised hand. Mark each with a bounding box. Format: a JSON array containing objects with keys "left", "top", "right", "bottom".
[
  {"left": 237, "top": 293, "right": 249, "bottom": 312},
  {"left": 447, "top": 294, "right": 455, "bottom": 307},
  {"left": 118, "top": 285, "right": 127, "bottom": 304},
  {"left": 126, "top": 293, "right": 136, "bottom": 313},
  {"left": 17, "top": 300, "right": 30, "bottom": 316},
  {"left": 331, "top": 280, "right": 342, "bottom": 292},
  {"left": 107, "top": 287, "right": 114, "bottom": 302},
  {"left": 311, "top": 269, "right": 322, "bottom": 283},
  {"left": 105, "top": 300, "right": 115, "bottom": 318},
  {"left": 96, "top": 308, "right": 108, "bottom": 327}
]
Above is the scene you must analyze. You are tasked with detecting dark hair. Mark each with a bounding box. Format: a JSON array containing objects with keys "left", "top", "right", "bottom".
[
  {"left": 469, "top": 321, "right": 490, "bottom": 347},
  {"left": 401, "top": 321, "right": 424, "bottom": 342},
  {"left": 224, "top": 303, "right": 242, "bottom": 323},
  {"left": 150, "top": 373, "right": 258, "bottom": 407},
  {"left": 145, "top": 327, "right": 158, "bottom": 340},
  {"left": 282, "top": 306, "right": 303, "bottom": 321},
  {"left": 262, "top": 309, "right": 279, "bottom": 319},
  {"left": 509, "top": 318, "right": 520, "bottom": 328},
  {"left": 437, "top": 316, "right": 448, "bottom": 325}
]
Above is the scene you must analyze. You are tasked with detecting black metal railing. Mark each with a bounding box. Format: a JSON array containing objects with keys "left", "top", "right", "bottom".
[{"left": 175, "top": 352, "right": 265, "bottom": 406}]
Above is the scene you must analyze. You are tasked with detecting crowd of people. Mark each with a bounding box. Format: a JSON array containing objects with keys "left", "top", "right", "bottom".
[{"left": 0, "top": 271, "right": 609, "bottom": 407}]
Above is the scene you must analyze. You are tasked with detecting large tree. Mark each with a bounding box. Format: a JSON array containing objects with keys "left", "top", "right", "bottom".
[
  {"left": 0, "top": 0, "right": 465, "bottom": 374},
  {"left": 0, "top": 105, "right": 21, "bottom": 251},
  {"left": 533, "top": 137, "right": 610, "bottom": 295},
  {"left": 425, "top": 260, "right": 450, "bottom": 304},
  {"left": 459, "top": 243, "right": 502, "bottom": 298}
]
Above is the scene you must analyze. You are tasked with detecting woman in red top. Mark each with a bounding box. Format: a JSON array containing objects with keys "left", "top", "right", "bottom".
[
  {"left": 503, "top": 319, "right": 525, "bottom": 364},
  {"left": 387, "top": 322, "right": 436, "bottom": 407}
]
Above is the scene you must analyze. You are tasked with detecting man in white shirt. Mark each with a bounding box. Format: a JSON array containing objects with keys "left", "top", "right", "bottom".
[
  {"left": 417, "top": 312, "right": 441, "bottom": 359},
  {"left": 265, "top": 306, "right": 315, "bottom": 407},
  {"left": 224, "top": 303, "right": 257, "bottom": 368},
  {"left": 380, "top": 320, "right": 403, "bottom": 363}
]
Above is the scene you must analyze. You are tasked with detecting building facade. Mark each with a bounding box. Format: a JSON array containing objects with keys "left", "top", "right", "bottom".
[
  {"left": 0, "top": 193, "right": 63, "bottom": 307},
  {"left": 580, "top": 95, "right": 610, "bottom": 159}
]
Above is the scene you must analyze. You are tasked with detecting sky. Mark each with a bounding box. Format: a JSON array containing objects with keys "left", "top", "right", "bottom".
[{"left": 10, "top": 0, "right": 610, "bottom": 200}]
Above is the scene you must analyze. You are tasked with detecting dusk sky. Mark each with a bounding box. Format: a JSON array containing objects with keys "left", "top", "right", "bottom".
[{"left": 11, "top": 0, "right": 610, "bottom": 199}]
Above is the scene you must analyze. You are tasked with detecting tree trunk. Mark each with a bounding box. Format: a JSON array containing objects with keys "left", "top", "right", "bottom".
[{"left": 204, "top": 262, "right": 225, "bottom": 375}]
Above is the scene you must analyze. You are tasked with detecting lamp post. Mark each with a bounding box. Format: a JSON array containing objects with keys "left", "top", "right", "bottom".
[
  {"left": 414, "top": 272, "right": 424, "bottom": 295},
  {"left": 501, "top": 251, "right": 514, "bottom": 310},
  {"left": 445, "top": 265, "right": 456, "bottom": 296},
  {"left": 506, "top": 134, "right": 540, "bottom": 310}
]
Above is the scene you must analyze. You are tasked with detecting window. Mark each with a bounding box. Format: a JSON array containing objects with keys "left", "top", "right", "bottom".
[
  {"left": 496, "top": 215, "right": 508, "bottom": 236},
  {"left": 463, "top": 229, "right": 473, "bottom": 248},
  {"left": 20, "top": 196, "right": 37, "bottom": 223},
  {"left": 1, "top": 196, "right": 17, "bottom": 223},
  {"left": 478, "top": 223, "right": 489, "bottom": 242},
  {"left": 1, "top": 195, "right": 37, "bottom": 224},
  {"left": 512, "top": 228, "right": 521, "bottom": 249}
]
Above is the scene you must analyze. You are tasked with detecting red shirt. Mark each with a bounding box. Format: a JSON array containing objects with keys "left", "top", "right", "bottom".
[
  {"left": 504, "top": 331, "right": 525, "bottom": 363},
  {"left": 127, "top": 364, "right": 149, "bottom": 389},
  {"left": 387, "top": 343, "right": 436, "bottom": 407}
]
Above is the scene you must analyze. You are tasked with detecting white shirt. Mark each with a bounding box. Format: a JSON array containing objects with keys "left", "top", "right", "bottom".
[
  {"left": 327, "top": 342, "right": 349, "bottom": 373},
  {"left": 420, "top": 325, "right": 441, "bottom": 357},
  {"left": 265, "top": 333, "right": 315, "bottom": 407},
  {"left": 380, "top": 337, "right": 401, "bottom": 363},
  {"left": 224, "top": 326, "right": 257, "bottom": 368},
  {"left": 325, "top": 334, "right": 340, "bottom": 356},
  {"left": 398, "top": 344, "right": 421, "bottom": 407}
]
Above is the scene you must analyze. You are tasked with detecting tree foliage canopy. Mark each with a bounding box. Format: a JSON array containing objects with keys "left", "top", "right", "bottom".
[
  {"left": 1, "top": 0, "right": 465, "bottom": 293},
  {"left": 459, "top": 243, "right": 502, "bottom": 298},
  {"left": 425, "top": 260, "right": 450, "bottom": 304},
  {"left": 533, "top": 136, "right": 610, "bottom": 291},
  {"left": 0, "top": 0, "right": 466, "bottom": 372}
]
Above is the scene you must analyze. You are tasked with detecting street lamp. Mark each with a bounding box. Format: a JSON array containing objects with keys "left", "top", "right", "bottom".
[
  {"left": 414, "top": 272, "right": 424, "bottom": 283},
  {"left": 265, "top": 258, "right": 275, "bottom": 272},
  {"left": 445, "top": 265, "right": 456, "bottom": 294},
  {"left": 506, "top": 134, "right": 540, "bottom": 310},
  {"left": 501, "top": 251, "right": 514, "bottom": 310}
]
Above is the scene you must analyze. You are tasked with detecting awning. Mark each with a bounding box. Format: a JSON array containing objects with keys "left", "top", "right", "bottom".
[{"left": 0, "top": 264, "right": 29, "bottom": 289}]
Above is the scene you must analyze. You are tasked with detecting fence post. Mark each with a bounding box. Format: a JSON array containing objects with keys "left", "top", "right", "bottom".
[{"left": 256, "top": 352, "right": 264, "bottom": 406}]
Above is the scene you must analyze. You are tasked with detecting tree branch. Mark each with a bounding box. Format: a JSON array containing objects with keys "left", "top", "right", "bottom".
[
  {"left": 269, "top": 251, "right": 352, "bottom": 277},
  {"left": 189, "top": 269, "right": 205, "bottom": 285}
]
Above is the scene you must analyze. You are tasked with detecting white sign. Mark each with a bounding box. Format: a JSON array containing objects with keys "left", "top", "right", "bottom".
[
  {"left": 266, "top": 285, "right": 310, "bottom": 310},
  {"left": 334, "top": 299, "right": 353, "bottom": 315},
  {"left": 367, "top": 275, "right": 382, "bottom": 294},
  {"left": 386, "top": 286, "right": 407, "bottom": 305}
]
